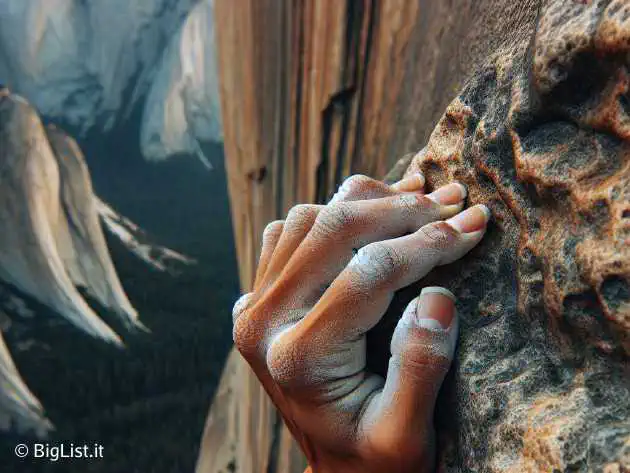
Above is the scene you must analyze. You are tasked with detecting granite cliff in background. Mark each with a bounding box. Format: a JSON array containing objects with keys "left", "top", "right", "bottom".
[
  {"left": 0, "top": 0, "right": 222, "bottom": 163},
  {"left": 202, "top": 1, "right": 629, "bottom": 472},
  {"left": 0, "top": 87, "right": 194, "bottom": 437}
]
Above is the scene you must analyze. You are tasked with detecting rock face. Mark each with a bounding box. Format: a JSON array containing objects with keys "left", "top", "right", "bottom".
[
  {"left": 140, "top": 0, "right": 222, "bottom": 164},
  {"left": 0, "top": 0, "right": 222, "bottom": 162},
  {"left": 204, "top": 1, "right": 629, "bottom": 472},
  {"left": 0, "top": 90, "right": 140, "bottom": 343},
  {"left": 398, "top": 1, "right": 630, "bottom": 470},
  {"left": 0, "top": 88, "right": 194, "bottom": 436},
  {"left": 0, "top": 313, "right": 51, "bottom": 436}
]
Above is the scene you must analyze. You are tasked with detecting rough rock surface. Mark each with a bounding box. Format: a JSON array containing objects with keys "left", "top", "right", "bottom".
[
  {"left": 205, "top": 1, "right": 629, "bottom": 472},
  {"left": 397, "top": 1, "right": 630, "bottom": 470}
]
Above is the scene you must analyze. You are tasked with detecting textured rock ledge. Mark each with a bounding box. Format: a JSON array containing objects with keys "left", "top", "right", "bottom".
[{"left": 398, "top": 1, "right": 630, "bottom": 471}]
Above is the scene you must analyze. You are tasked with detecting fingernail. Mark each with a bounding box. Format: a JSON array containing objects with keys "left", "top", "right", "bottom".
[
  {"left": 416, "top": 287, "right": 456, "bottom": 330},
  {"left": 447, "top": 204, "right": 491, "bottom": 233},
  {"left": 392, "top": 172, "right": 425, "bottom": 192},
  {"left": 426, "top": 182, "right": 467, "bottom": 205}
]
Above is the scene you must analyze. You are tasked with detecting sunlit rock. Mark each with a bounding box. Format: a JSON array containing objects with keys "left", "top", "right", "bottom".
[
  {"left": 0, "top": 328, "right": 52, "bottom": 436},
  {"left": 0, "top": 0, "right": 222, "bottom": 164},
  {"left": 0, "top": 91, "right": 131, "bottom": 343},
  {"left": 141, "top": 0, "right": 222, "bottom": 164},
  {"left": 97, "top": 199, "right": 196, "bottom": 273}
]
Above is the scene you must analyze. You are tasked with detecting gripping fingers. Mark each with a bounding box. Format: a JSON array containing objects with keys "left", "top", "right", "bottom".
[
  {"left": 259, "top": 174, "right": 413, "bottom": 289},
  {"left": 261, "top": 205, "right": 488, "bottom": 414},
  {"left": 239, "top": 175, "right": 415, "bottom": 354},
  {"left": 260, "top": 173, "right": 428, "bottom": 288},
  {"left": 274, "top": 183, "right": 468, "bottom": 302},
  {"left": 330, "top": 173, "right": 424, "bottom": 203},
  {"left": 254, "top": 220, "right": 285, "bottom": 290},
  {"left": 292, "top": 204, "right": 490, "bottom": 352},
  {"left": 389, "top": 172, "right": 425, "bottom": 193}
]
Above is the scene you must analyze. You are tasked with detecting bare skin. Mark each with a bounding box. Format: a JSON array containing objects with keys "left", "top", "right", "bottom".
[{"left": 232, "top": 173, "right": 490, "bottom": 473}]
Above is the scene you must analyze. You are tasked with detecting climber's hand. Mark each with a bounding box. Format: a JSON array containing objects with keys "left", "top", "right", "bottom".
[{"left": 232, "top": 173, "right": 490, "bottom": 473}]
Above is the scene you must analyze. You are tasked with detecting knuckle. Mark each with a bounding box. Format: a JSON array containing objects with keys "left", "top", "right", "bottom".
[
  {"left": 262, "top": 220, "right": 284, "bottom": 240},
  {"left": 266, "top": 334, "right": 304, "bottom": 386},
  {"left": 396, "top": 344, "right": 452, "bottom": 377},
  {"left": 418, "top": 221, "right": 459, "bottom": 248},
  {"left": 232, "top": 312, "right": 260, "bottom": 359},
  {"left": 315, "top": 202, "right": 357, "bottom": 236},
  {"left": 232, "top": 292, "right": 253, "bottom": 321},
  {"left": 285, "top": 204, "right": 319, "bottom": 232},
  {"left": 353, "top": 242, "right": 406, "bottom": 281},
  {"left": 395, "top": 193, "right": 425, "bottom": 215},
  {"left": 341, "top": 174, "right": 372, "bottom": 193}
]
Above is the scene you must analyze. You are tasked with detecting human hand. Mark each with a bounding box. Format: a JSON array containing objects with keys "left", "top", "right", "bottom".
[{"left": 232, "top": 174, "right": 490, "bottom": 473}]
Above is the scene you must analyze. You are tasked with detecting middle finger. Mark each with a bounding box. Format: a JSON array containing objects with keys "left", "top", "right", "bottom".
[{"left": 267, "top": 182, "right": 467, "bottom": 306}]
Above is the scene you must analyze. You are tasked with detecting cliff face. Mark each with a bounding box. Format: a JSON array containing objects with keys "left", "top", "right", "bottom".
[
  {"left": 203, "top": 1, "right": 629, "bottom": 472},
  {"left": 0, "top": 0, "right": 222, "bottom": 162},
  {"left": 0, "top": 88, "right": 194, "bottom": 437},
  {"left": 400, "top": 1, "right": 630, "bottom": 470},
  {"left": 0, "top": 90, "right": 140, "bottom": 344}
]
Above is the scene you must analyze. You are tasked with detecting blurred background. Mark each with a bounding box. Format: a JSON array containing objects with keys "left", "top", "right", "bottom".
[{"left": 0, "top": 1, "right": 238, "bottom": 471}]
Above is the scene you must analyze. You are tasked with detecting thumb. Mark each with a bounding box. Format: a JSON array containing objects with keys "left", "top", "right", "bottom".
[{"left": 359, "top": 287, "right": 458, "bottom": 459}]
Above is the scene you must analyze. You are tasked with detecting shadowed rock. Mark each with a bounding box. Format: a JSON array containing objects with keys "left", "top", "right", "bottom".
[{"left": 0, "top": 324, "right": 52, "bottom": 436}]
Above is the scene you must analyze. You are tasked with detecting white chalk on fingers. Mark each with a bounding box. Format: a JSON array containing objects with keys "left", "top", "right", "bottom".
[{"left": 420, "top": 286, "right": 456, "bottom": 302}]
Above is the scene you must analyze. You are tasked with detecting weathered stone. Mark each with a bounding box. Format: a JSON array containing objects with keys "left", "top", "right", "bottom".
[
  {"left": 393, "top": 1, "right": 630, "bottom": 470},
  {"left": 204, "top": 1, "right": 629, "bottom": 472}
]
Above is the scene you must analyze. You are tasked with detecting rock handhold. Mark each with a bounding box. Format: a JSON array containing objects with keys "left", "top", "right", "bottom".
[{"left": 397, "top": 0, "right": 630, "bottom": 471}]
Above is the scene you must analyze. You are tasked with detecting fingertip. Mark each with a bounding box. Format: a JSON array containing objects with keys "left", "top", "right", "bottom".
[
  {"left": 417, "top": 288, "right": 456, "bottom": 330},
  {"left": 426, "top": 182, "right": 467, "bottom": 206},
  {"left": 395, "top": 292, "right": 460, "bottom": 363},
  {"left": 446, "top": 204, "right": 491, "bottom": 233},
  {"left": 391, "top": 172, "right": 426, "bottom": 192},
  {"left": 420, "top": 286, "right": 456, "bottom": 302}
]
